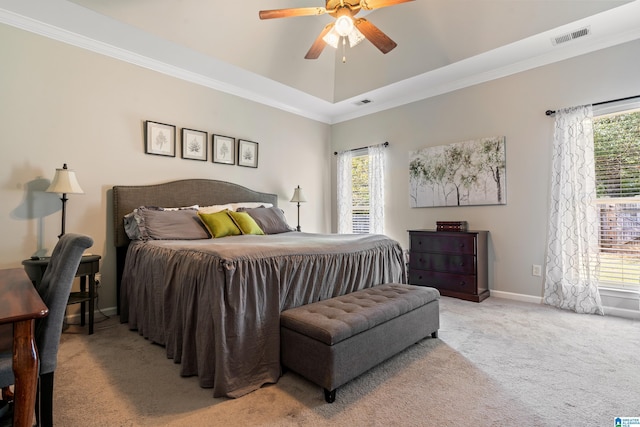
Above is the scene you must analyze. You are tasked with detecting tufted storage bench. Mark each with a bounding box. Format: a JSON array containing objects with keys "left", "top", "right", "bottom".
[{"left": 280, "top": 283, "right": 440, "bottom": 403}]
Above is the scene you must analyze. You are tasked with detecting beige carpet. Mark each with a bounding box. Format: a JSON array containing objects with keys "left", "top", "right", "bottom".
[{"left": 52, "top": 297, "right": 640, "bottom": 426}]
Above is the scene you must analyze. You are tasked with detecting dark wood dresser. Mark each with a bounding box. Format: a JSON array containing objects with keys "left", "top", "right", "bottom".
[{"left": 408, "top": 229, "right": 489, "bottom": 302}]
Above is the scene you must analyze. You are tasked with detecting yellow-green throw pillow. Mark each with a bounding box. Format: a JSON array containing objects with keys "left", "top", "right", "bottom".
[
  {"left": 197, "top": 210, "right": 241, "bottom": 238},
  {"left": 227, "top": 210, "right": 264, "bottom": 235}
]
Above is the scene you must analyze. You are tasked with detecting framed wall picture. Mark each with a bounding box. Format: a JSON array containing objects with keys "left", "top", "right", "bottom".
[
  {"left": 212, "top": 135, "right": 236, "bottom": 165},
  {"left": 181, "top": 128, "right": 208, "bottom": 161},
  {"left": 409, "top": 136, "right": 506, "bottom": 207},
  {"left": 238, "top": 139, "right": 259, "bottom": 168},
  {"left": 145, "top": 120, "right": 176, "bottom": 157}
]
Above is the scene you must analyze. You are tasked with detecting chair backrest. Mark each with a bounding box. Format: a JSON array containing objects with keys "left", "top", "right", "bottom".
[{"left": 36, "top": 233, "right": 93, "bottom": 374}]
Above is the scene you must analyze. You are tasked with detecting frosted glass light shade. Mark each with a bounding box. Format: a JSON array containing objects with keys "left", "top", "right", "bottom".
[
  {"left": 323, "top": 30, "right": 340, "bottom": 48},
  {"left": 323, "top": 26, "right": 364, "bottom": 49},
  {"left": 334, "top": 15, "right": 354, "bottom": 37},
  {"left": 347, "top": 27, "right": 365, "bottom": 47}
]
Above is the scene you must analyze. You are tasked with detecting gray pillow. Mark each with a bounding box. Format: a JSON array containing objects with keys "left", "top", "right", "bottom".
[
  {"left": 238, "top": 207, "right": 294, "bottom": 234},
  {"left": 124, "top": 206, "right": 210, "bottom": 240}
]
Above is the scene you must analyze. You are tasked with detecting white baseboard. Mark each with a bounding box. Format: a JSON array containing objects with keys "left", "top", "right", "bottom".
[
  {"left": 65, "top": 306, "right": 118, "bottom": 323},
  {"left": 490, "top": 289, "right": 640, "bottom": 320},
  {"left": 490, "top": 290, "right": 543, "bottom": 304},
  {"left": 602, "top": 305, "right": 640, "bottom": 320}
]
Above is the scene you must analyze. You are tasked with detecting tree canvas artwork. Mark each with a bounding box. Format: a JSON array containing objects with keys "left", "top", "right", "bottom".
[{"left": 409, "top": 136, "right": 506, "bottom": 207}]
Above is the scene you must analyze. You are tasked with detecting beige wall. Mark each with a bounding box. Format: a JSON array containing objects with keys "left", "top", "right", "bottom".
[
  {"left": 331, "top": 39, "right": 640, "bottom": 308},
  {"left": 2, "top": 21, "right": 639, "bottom": 316},
  {"left": 0, "top": 24, "right": 331, "bottom": 312}
]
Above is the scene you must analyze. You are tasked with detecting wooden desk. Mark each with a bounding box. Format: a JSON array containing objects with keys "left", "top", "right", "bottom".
[{"left": 0, "top": 268, "right": 49, "bottom": 427}]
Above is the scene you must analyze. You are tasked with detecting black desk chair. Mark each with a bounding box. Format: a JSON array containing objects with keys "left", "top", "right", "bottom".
[{"left": 0, "top": 233, "right": 93, "bottom": 426}]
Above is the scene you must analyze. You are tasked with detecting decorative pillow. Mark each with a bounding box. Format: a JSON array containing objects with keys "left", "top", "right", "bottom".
[
  {"left": 197, "top": 210, "right": 241, "bottom": 238},
  {"left": 238, "top": 207, "right": 294, "bottom": 234},
  {"left": 124, "top": 206, "right": 210, "bottom": 240},
  {"left": 227, "top": 210, "right": 264, "bottom": 235}
]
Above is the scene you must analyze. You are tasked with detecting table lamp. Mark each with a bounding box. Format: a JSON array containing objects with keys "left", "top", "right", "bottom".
[
  {"left": 46, "top": 163, "right": 84, "bottom": 238},
  {"left": 289, "top": 185, "right": 306, "bottom": 232}
]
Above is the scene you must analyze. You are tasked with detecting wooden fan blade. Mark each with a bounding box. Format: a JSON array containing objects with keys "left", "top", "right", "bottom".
[
  {"left": 355, "top": 18, "right": 397, "bottom": 54},
  {"left": 259, "top": 7, "right": 327, "bottom": 20},
  {"left": 305, "top": 23, "right": 334, "bottom": 59},
  {"left": 360, "top": 0, "right": 414, "bottom": 10}
]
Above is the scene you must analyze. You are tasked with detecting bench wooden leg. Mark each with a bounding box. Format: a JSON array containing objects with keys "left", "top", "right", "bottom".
[{"left": 324, "top": 388, "right": 336, "bottom": 403}]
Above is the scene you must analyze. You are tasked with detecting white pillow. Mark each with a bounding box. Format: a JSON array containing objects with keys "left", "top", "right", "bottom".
[
  {"left": 199, "top": 202, "right": 273, "bottom": 214},
  {"left": 198, "top": 204, "right": 234, "bottom": 214},
  {"left": 230, "top": 202, "right": 273, "bottom": 211}
]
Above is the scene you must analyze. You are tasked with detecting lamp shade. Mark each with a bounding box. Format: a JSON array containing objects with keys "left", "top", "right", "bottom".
[
  {"left": 290, "top": 186, "right": 307, "bottom": 203},
  {"left": 46, "top": 164, "right": 84, "bottom": 194}
]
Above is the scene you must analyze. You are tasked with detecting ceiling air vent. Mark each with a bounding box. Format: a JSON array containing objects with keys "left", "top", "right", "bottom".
[
  {"left": 551, "top": 26, "right": 590, "bottom": 46},
  {"left": 354, "top": 99, "right": 372, "bottom": 106}
]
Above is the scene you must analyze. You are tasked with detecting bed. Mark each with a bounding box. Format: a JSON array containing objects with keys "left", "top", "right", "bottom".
[{"left": 113, "top": 179, "right": 406, "bottom": 398}]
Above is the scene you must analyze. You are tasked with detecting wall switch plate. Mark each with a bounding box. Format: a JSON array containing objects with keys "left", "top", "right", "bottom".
[{"left": 532, "top": 265, "right": 542, "bottom": 276}]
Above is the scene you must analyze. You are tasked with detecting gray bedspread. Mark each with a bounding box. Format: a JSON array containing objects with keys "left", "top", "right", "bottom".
[{"left": 120, "top": 232, "right": 406, "bottom": 398}]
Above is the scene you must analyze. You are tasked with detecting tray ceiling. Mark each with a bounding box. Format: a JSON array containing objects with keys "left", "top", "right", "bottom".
[{"left": 1, "top": 0, "right": 639, "bottom": 123}]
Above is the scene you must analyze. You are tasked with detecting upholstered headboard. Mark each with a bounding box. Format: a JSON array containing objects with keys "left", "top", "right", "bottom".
[
  {"left": 112, "top": 179, "right": 278, "bottom": 312},
  {"left": 113, "top": 179, "right": 278, "bottom": 248}
]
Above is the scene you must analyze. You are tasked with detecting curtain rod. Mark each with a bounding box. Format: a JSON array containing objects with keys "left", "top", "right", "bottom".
[
  {"left": 545, "top": 95, "right": 640, "bottom": 116},
  {"left": 334, "top": 141, "right": 389, "bottom": 155}
]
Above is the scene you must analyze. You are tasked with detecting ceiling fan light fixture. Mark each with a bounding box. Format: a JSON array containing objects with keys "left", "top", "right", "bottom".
[
  {"left": 347, "top": 27, "right": 365, "bottom": 47},
  {"left": 322, "top": 29, "right": 341, "bottom": 48},
  {"left": 334, "top": 15, "right": 354, "bottom": 37}
]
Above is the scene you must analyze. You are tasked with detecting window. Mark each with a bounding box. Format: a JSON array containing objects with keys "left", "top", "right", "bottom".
[
  {"left": 594, "top": 103, "right": 640, "bottom": 290},
  {"left": 337, "top": 145, "right": 385, "bottom": 234},
  {"left": 351, "top": 154, "right": 370, "bottom": 233}
]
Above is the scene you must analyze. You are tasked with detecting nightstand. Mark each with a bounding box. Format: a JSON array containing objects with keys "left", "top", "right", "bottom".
[{"left": 22, "top": 254, "right": 100, "bottom": 334}]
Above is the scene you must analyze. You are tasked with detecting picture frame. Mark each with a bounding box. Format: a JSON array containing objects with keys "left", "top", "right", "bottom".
[
  {"left": 181, "top": 128, "right": 208, "bottom": 161},
  {"left": 237, "top": 139, "right": 259, "bottom": 168},
  {"left": 145, "top": 120, "right": 176, "bottom": 157},
  {"left": 409, "top": 136, "right": 506, "bottom": 207},
  {"left": 212, "top": 135, "right": 236, "bottom": 165}
]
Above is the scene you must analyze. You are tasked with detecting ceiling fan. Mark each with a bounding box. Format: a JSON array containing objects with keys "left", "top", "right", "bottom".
[{"left": 259, "top": 0, "right": 415, "bottom": 59}]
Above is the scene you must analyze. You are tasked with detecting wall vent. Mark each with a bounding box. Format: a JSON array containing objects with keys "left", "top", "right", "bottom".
[
  {"left": 354, "top": 99, "right": 372, "bottom": 106},
  {"left": 551, "top": 26, "right": 590, "bottom": 46}
]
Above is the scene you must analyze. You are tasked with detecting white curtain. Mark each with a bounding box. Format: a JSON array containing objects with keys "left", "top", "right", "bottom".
[
  {"left": 337, "top": 150, "right": 353, "bottom": 234},
  {"left": 369, "top": 144, "right": 385, "bottom": 234},
  {"left": 544, "top": 105, "right": 604, "bottom": 315}
]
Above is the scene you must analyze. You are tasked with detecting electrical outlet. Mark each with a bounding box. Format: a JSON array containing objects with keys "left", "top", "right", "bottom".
[
  {"left": 95, "top": 273, "right": 102, "bottom": 285},
  {"left": 532, "top": 265, "right": 542, "bottom": 277}
]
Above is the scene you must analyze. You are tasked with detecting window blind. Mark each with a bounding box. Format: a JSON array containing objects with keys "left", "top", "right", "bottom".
[
  {"left": 594, "top": 107, "right": 640, "bottom": 289},
  {"left": 352, "top": 154, "right": 370, "bottom": 234}
]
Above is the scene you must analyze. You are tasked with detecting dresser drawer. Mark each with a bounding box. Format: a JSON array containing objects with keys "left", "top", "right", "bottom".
[
  {"left": 410, "top": 233, "right": 476, "bottom": 255},
  {"left": 410, "top": 253, "right": 476, "bottom": 275},
  {"left": 409, "top": 269, "right": 476, "bottom": 294}
]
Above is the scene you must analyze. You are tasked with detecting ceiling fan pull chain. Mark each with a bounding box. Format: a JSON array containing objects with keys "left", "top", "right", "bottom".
[{"left": 342, "top": 36, "right": 347, "bottom": 63}]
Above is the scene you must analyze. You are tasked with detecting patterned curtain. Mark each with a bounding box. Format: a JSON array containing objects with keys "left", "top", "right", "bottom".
[
  {"left": 544, "top": 105, "right": 604, "bottom": 315},
  {"left": 369, "top": 144, "right": 385, "bottom": 234},
  {"left": 337, "top": 150, "right": 353, "bottom": 234}
]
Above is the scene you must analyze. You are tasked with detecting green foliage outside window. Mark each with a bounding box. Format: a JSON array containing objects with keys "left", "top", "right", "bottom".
[{"left": 594, "top": 111, "right": 640, "bottom": 198}]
